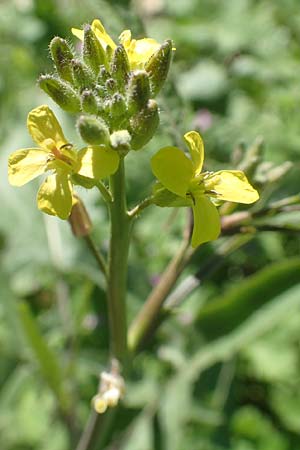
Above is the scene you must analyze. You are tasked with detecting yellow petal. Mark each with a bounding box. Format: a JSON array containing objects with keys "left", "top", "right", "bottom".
[
  {"left": 205, "top": 170, "right": 259, "bottom": 204},
  {"left": 27, "top": 105, "right": 67, "bottom": 149},
  {"left": 191, "top": 194, "right": 221, "bottom": 247},
  {"left": 8, "top": 148, "right": 48, "bottom": 186},
  {"left": 126, "top": 38, "right": 161, "bottom": 69},
  {"left": 72, "top": 19, "right": 116, "bottom": 50},
  {"left": 37, "top": 173, "right": 73, "bottom": 219},
  {"left": 77, "top": 146, "right": 119, "bottom": 179},
  {"left": 184, "top": 131, "right": 204, "bottom": 175},
  {"left": 151, "top": 146, "right": 194, "bottom": 197}
]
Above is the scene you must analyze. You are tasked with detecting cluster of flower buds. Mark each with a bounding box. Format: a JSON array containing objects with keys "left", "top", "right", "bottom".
[
  {"left": 92, "top": 360, "right": 125, "bottom": 414},
  {"left": 39, "top": 22, "right": 173, "bottom": 152}
]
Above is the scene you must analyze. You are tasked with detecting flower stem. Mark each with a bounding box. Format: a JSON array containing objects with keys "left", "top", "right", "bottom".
[
  {"left": 128, "top": 196, "right": 154, "bottom": 218},
  {"left": 84, "top": 234, "right": 108, "bottom": 280},
  {"left": 107, "top": 157, "right": 131, "bottom": 365},
  {"left": 96, "top": 180, "right": 113, "bottom": 203}
]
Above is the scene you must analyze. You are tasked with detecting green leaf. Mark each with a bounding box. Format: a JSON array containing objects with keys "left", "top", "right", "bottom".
[
  {"left": 17, "top": 302, "right": 70, "bottom": 412},
  {"left": 196, "top": 258, "right": 300, "bottom": 340}
]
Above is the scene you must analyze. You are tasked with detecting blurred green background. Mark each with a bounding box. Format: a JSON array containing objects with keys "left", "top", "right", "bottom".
[{"left": 2, "top": 0, "right": 300, "bottom": 449}]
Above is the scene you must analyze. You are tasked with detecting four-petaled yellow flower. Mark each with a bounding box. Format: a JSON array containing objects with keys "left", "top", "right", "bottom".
[
  {"left": 8, "top": 105, "right": 119, "bottom": 219},
  {"left": 151, "top": 131, "right": 259, "bottom": 247},
  {"left": 72, "top": 19, "right": 161, "bottom": 70}
]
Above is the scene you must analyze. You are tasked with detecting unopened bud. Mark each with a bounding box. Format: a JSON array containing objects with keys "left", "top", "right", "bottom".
[
  {"left": 77, "top": 115, "right": 110, "bottom": 145},
  {"left": 110, "top": 130, "right": 131, "bottom": 155},
  {"left": 81, "top": 89, "right": 99, "bottom": 114},
  {"left": 110, "top": 45, "right": 129, "bottom": 91},
  {"left": 68, "top": 196, "right": 92, "bottom": 237},
  {"left": 105, "top": 78, "right": 117, "bottom": 94},
  {"left": 130, "top": 99, "right": 159, "bottom": 150},
  {"left": 145, "top": 40, "right": 173, "bottom": 96},
  {"left": 38, "top": 75, "right": 81, "bottom": 113},
  {"left": 127, "top": 70, "right": 150, "bottom": 115},
  {"left": 71, "top": 59, "right": 95, "bottom": 89},
  {"left": 83, "top": 24, "right": 107, "bottom": 74},
  {"left": 109, "top": 93, "right": 127, "bottom": 129},
  {"left": 49, "top": 37, "right": 74, "bottom": 83},
  {"left": 97, "top": 66, "right": 110, "bottom": 85}
]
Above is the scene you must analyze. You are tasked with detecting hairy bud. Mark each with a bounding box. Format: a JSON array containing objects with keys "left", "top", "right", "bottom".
[
  {"left": 83, "top": 24, "right": 107, "bottom": 74},
  {"left": 71, "top": 59, "right": 95, "bottom": 89},
  {"left": 81, "top": 89, "right": 99, "bottom": 114},
  {"left": 110, "top": 45, "right": 130, "bottom": 91},
  {"left": 49, "top": 37, "right": 74, "bottom": 83},
  {"left": 130, "top": 99, "right": 159, "bottom": 150},
  {"left": 145, "top": 40, "right": 173, "bottom": 96},
  {"left": 38, "top": 75, "right": 81, "bottom": 113},
  {"left": 77, "top": 115, "right": 110, "bottom": 145},
  {"left": 127, "top": 70, "right": 150, "bottom": 115}
]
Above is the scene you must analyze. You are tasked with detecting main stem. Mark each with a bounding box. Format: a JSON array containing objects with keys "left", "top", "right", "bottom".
[{"left": 107, "top": 157, "right": 130, "bottom": 365}]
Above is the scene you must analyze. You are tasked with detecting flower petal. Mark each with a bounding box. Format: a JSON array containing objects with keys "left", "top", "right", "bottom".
[
  {"left": 8, "top": 148, "right": 48, "bottom": 186},
  {"left": 27, "top": 105, "right": 67, "bottom": 148},
  {"left": 184, "top": 131, "right": 204, "bottom": 175},
  {"left": 37, "top": 173, "right": 73, "bottom": 219},
  {"left": 91, "top": 19, "right": 116, "bottom": 49},
  {"left": 77, "top": 146, "right": 119, "bottom": 179},
  {"left": 206, "top": 170, "right": 259, "bottom": 204},
  {"left": 151, "top": 146, "right": 194, "bottom": 197},
  {"left": 191, "top": 194, "right": 221, "bottom": 247}
]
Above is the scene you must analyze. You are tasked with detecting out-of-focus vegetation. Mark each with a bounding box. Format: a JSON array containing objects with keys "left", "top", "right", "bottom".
[{"left": 2, "top": 0, "right": 300, "bottom": 449}]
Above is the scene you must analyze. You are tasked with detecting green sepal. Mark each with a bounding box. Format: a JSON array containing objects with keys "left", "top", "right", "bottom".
[
  {"left": 71, "top": 173, "right": 96, "bottom": 189},
  {"left": 83, "top": 24, "right": 107, "bottom": 74},
  {"left": 38, "top": 75, "right": 81, "bottom": 113},
  {"left": 126, "top": 70, "right": 150, "bottom": 115},
  {"left": 77, "top": 115, "right": 110, "bottom": 145},
  {"left": 110, "top": 44, "right": 130, "bottom": 91},
  {"left": 81, "top": 89, "right": 99, "bottom": 114},
  {"left": 145, "top": 40, "right": 172, "bottom": 96},
  {"left": 130, "top": 99, "right": 159, "bottom": 150},
  {"left": 49, "top": 37, "right": 74, "bottom": 83},
  {"left": 71, "top": 59, "right": 95, "bottom": 90},
  {"left": 152, "top": 182, "right": 191, "bottom": 207}
]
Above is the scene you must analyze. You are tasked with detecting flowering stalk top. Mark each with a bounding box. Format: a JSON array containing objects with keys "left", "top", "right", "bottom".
[
  {"left": 72, "top": 19, "right": 161, "bottom": 70},
  {"left": 151, "top": 131, "right": 259, "bottom": 247},
  {"left": 8, "top": 105, "right": 119, "bottom": 219}
]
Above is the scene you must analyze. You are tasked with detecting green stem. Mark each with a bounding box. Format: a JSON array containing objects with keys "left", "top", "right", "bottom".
[
  {"left": 96, "top": 180, "right": 113, "bottom": 203},
  {"left": 128, "top": 196, "right": 154, "bottom": 218},
  {"left": 107, "top": 157, "right": 131, "bottom": 365}
]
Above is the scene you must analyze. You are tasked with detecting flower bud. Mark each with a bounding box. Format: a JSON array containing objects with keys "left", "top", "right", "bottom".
[
  {"left": 68, "top": 196, "right": 92, "bottom": 237},
  {"left": 97, "top": 66, "right": 110, "bottom": 85},
  {"left": 145, "top": 40, "right": 173, "bottom": 96},
  {"left": 71, "top": 59, "right": 95, "bottom": 90},
  {"left": 130, "top": 99, "right": 159, "bottom": 150},
  {"left": 105, "top": 78, "right": 117, "bottom": 95},
  {"left": 109, "top": 93, "right": 127, "bottom": 129},
  {"left": 81, "top": 89, "right": 99, "bottom": 114},
  {"left": 49, "top": 37, "right": 74, "bottom": 83},
  {"left": 83, "top": 24, "right": 107, "bottom": 74},
  {"left": 126, "top": 70, "right": 150, "bottom": 115},
  {"left": 110, "top": 130, "right": 131, "bottom": 155},
  {"left": 77, "top": 115, "right": 110, "bottom": 145},
  {"left": 110, "top": 44, "right": 129, "bottom": 91},
  {"left": 38, "top": 75, "right": 81, "bottom": 113}
]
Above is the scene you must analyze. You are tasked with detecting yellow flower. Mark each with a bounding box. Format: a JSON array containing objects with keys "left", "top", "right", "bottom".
[
  {"left": 8, "top": 105, "right": 119, "bottom": 219},
  {"left": 151, "top": 131, "right": 259, "bottom": 247},
  {"left": 72, "top": 19, "right": 161, "bottom": 70}
]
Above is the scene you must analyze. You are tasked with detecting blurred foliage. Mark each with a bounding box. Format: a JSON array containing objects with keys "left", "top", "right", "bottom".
[{"left": 2, "top": 0, "right": 300, "bottom": 449}]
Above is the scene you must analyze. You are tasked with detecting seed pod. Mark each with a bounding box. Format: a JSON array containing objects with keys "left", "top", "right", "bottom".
[
  {"left": 110, "top": 45, "right": 129, "bottom": 91},
  {"left": 130, "top": 99, "right": 159, "bottom": 150},
  {"left": 145, "top": 40, "right": 173, "bottom": 96},
  {"left": 68, "top": 196, "right": 92, "bottom": 236},
  {"left": 49, "top": 37, "right": 74, "bottom": 82},
  {"left": 83, "top": 24, "right": 107, "bottom": 74},
  {"left": 80, "top": 89, "right": 99, "bottom": 114},
  {"left": 71, "top": 59, "right": 95, "bottom": 90},
  {"left": 126, "top": 70, "right": 150, "bottom": 115},
  {"left": 77, "top": 115, "right": 110, "bottom": 145},
  {"left": 38, "top": 75, "right": 81, "bottom": 113}
]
